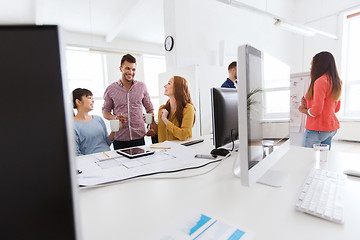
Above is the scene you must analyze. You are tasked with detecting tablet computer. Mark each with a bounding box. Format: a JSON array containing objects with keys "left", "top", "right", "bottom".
[{"left": 116, "top": 147, "right": 155, "bottom": 159}]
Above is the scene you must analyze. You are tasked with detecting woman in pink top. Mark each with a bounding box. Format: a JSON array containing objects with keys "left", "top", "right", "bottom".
[{"left": 298, "top": 51, "right": 342, "bottom": 149}]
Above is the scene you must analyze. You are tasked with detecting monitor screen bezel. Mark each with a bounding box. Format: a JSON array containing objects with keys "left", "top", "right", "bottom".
[{"left": 236, "top": 44, "right": 290, "bottom": 186}]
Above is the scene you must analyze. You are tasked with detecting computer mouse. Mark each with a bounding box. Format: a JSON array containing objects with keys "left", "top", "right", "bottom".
[
  {"left": 210, "top": 148, "right": 230, "bottom": 157},
  {"left": 343, "top": 170, "right": 360, "bottom": 178}
]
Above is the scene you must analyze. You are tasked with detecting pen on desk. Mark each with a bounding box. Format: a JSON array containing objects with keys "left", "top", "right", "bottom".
[
  {"left": 150, "top": 147, "right": 171, "bottom": 149},
  {"left": 103, "top": 152, "right": 110, "bottom": 157}
]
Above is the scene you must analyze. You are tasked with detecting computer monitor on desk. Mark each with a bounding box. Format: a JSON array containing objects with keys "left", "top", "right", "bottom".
[
  {"left": 0, "top": 26, "right": 81, "bottom": 239},
  {"left": 235, "top": 44, "right": 290, "bottom": 187},
  {"left": 211, "top": 88, "right": 239, "bottom": 151}
]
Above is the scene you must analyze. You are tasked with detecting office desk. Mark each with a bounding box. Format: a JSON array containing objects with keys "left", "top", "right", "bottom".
[{"left": 78, "top": 137, "right": 360, "bottom": 240}]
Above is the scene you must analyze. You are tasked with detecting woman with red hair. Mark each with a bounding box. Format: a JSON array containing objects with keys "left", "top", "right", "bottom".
[{"left": 147, "top": 76, "right": 195, "bottom": 142}]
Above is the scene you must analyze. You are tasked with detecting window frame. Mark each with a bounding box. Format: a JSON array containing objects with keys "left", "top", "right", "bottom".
[
  {"left": 262, "top": 87, "right": 290, "bottom": 120},
  {"left": 341, "top": 10, "right": 360, "bottom": 119},
  {"left": 65, "top": 46, "right": 108, "bottom": 118}
]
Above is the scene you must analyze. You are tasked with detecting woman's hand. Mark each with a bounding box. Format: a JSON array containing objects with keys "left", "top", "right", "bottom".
[
  {"left": 298, "top": 96, "right": 308, "bottom": 115},
  {"left": 161, "top": 109, "right": 169, "bottom": 119},
  {"left": 301, "top": 96, "right": 307, "bottom": 108},
  {"left": 161, "top": 109, "right": 169, "bottom": 126},
  {"left": 109, "top": 131, "right": 116, "bottom": 141},
  {"left": 298, "top": 105, "right": 308, "bottom": 115}
]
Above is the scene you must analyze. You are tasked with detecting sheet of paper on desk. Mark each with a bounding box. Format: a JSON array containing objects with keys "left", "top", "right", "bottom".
[
  {"left": 93, "top": 151, "right": 119, "bottom": 160},
  {"left": 76, "top": 141, "right": 213, "bottom": 187},
  {"left": 144, "top": 210, "right": 254, "bottom": 240}
]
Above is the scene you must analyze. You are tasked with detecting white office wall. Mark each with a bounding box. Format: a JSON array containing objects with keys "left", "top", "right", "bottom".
[
  {"left": 63, "top": 30, "right": 163, "bottom": 56},
  {"left": 294, "top": 0, "right": 360, "bottom": 73},
  {"left": 161, "top": 0, "right": 360, "bottom": 141},
  {"left": 335, "top": 121, "right": 360, "bottom": 142},
  {"left": 164, "top": 0, "right": 304, "bottom": 74},
  {"left": 162, "top": 0, "right": 360, "bottom": 82},
  {"left": 163, "top": 0, "right": 304, "bottom": 137},
  {"left": 197, "top": 66, "right": 228, "bottom": 135},
  {"left": 262, "top": 122, "right": 290, "bottom": 139}
]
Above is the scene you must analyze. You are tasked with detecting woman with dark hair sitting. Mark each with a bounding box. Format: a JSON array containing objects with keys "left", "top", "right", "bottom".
[
  {"left": 147, "top": 76, "right": 195, "bottom": 142},
  {"left": 72, "top": 88, "right": 121, "bottom": 155}
]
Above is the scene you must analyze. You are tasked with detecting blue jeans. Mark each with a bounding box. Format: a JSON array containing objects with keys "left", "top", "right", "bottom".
[{"left": 302, "top": 130, "right": 337, "bottom": 150}]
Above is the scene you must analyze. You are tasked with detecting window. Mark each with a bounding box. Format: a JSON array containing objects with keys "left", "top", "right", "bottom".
[
  {"left": 66, "top": 47, "right": 107, "bottom": 117},
  {"left": 143, "top": 54, "right": 166, "bottom": 119},
  {"left": 66, "top": 47, "right": 166, "bottom": 121},
  {"left": 263, "top": 53, "right": 291, "bottom": 120},
  {"left": 342, "top": 11, "right": 360, "bottom": 118}
]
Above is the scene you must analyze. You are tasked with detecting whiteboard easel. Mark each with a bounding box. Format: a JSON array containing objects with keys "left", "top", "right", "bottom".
[{"left": 290, "top": 72, "right": 310, "bottom": 146}]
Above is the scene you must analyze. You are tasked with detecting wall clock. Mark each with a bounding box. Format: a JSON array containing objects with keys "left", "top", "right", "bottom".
[{"left": 164, "top": 36, "right": 174, "bottom": 51}]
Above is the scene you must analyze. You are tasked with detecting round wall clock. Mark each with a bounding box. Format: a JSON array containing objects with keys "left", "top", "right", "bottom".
[{"left": 164, "top": 36, "right": 174, "bottom": 51}]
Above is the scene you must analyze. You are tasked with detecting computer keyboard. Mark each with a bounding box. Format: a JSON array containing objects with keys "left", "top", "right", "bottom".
[
  {"left": 295, "top": 168, "right": 346, "bottom": 224},
  {"left": 248, "top": 160, "right": 258, "bottom": 169}
]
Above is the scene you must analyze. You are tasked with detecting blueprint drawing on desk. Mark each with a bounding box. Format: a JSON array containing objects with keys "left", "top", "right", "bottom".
[{"left": 76, "top": 141, "right": 214, "bottom": 187}]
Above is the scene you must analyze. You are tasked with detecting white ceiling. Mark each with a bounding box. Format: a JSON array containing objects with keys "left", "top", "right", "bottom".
[{"left": 0, "top": 0, "right": 164, "bottom": 44}]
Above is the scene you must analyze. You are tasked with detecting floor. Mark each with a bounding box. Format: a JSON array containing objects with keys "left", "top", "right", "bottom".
[{"left": 331, "top": 140, "right": 360, "bottom": 154}]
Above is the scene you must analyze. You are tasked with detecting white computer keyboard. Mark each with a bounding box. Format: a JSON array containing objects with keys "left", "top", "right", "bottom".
[{"left": 295, "top": 168, "right": 346, "bottom": 224}]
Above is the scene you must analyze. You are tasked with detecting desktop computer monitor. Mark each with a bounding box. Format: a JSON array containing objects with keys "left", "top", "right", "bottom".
[
  {"left": 0, "top": 25, "right": 81, "bottom": 239},
  {"left": 211, "top": 88, "right": 238, "bottom": 149},
  {"left": 234, "top": 44, "right": 290, "bottom": 187}
]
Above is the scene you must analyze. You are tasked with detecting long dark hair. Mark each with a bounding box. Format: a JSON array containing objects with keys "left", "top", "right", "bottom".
[
  {"left": 306, "top": 51, "right": 342, "bottom": 100},
  {"left": 72, "top": 88, "right": 93, "bottom": 109},
  {"left": 161, "top": 76, "right": 195, "bottom": 126}
]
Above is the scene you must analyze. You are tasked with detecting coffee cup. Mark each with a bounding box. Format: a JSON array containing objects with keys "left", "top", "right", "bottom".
[
  {"left": 110, "top": 119, "right": 120, "bottom": 131},
  {"left": 145, "top": 113, "right": 153, "bottom": 124}
]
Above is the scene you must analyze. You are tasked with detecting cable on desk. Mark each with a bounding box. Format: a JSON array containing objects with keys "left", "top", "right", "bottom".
[
  {"left": 79, "top": 152, "right": 232, "bottom": 188},
  {"left": 146, "top": 152, "right": 231, "bottom": 180}
]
